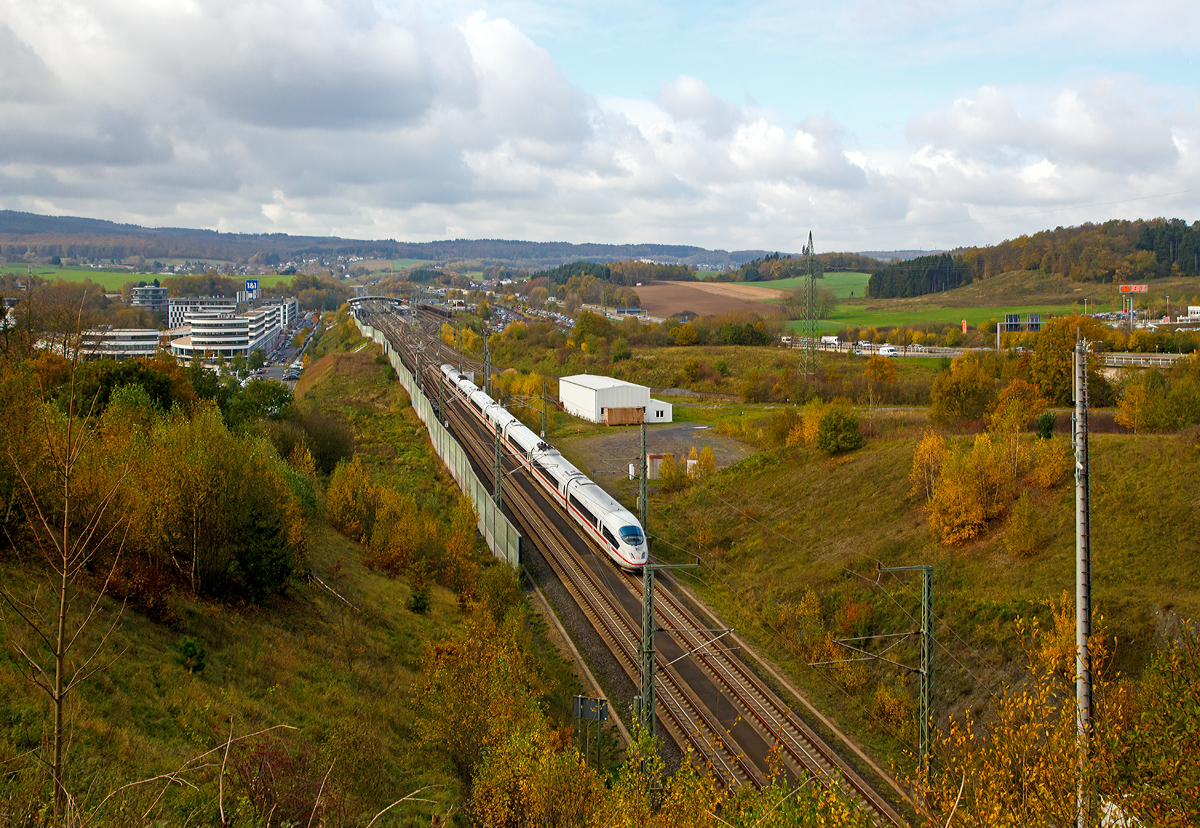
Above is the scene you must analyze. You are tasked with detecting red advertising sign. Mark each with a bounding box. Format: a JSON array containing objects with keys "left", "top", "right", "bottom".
[{"left": 1120, "top": 284, "right": 1148, "bottom": 293}]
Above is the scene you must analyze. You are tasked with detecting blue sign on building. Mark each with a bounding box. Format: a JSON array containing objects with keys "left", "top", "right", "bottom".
[{"left": 245, "top": 279, "right": 259, "bottom": 293}]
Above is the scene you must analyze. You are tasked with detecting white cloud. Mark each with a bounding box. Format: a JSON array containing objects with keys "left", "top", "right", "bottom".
[{"left": 0, "top": 0, "right": 1196, "bottom": 251}]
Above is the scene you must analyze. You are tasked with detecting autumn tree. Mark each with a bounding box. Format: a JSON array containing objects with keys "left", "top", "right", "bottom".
[
  {"left": 908, "top": 430, "right": 946, "bottom": 502},
  {"left": 987, "top": 378, "right": 1049, "bottom": 478},
  {"left": 864, "top": 354, "right": 896, "bottom": 412},
  {"left": 0, "top": 328, "right": 132, "bottom": 817},
  {"left": 916, "top": 598, "right": 1102, "bottom": 826},
  {"left": 442, "top": 496, "right": 479, "bottom": 610},
  {"left": 929, "top": 353, "right": 997, "bottom": 427},
  {"left": 926, "top": 433, "right": 1012, "bottom": 545},
  {"left": 672, "top": 322, "right": 698, "bottom": 346},
  {"left": 1029, "top": 314, "right": 1118, "bottom": 405},
  {"left": 658, "top": 452, "right": 689, "bottom": 493}
]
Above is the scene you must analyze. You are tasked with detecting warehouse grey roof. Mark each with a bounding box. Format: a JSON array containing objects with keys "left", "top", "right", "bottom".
[{"left": 560, "top": 374, "right": 645, "bottom": 391}]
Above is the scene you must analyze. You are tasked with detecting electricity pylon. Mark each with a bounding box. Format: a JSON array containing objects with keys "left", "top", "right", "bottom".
[{"left": 802, "top": 231, "right": 819, "bottom": 377}]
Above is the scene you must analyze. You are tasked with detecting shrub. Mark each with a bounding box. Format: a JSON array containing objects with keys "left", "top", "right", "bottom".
[
  {"left": 739, "top": 369, "right": 773, "bottom": 403},
  {"left": 476, "top": 565, "right": 523, "bottom": 622},
  {"left": 815, "top": 409, "right": 864, "bottom": 454},
  {"left": 1036, "top": 411, "right": 1056, "bottom": 439},
  {"left": 672, "top": 322, "right": 697, "bottom": 346},
  {"left": 766, "top": 407, "right": 802, "bottom": 447},
  {"left": 407, "top": 584, "right": 431, "bottom": 614},
  {"left": 299, "top": 408, "right": 353, "bottom": 474},
  {"left": 176, "top": 637, "right": 206, "bottom": 673}
]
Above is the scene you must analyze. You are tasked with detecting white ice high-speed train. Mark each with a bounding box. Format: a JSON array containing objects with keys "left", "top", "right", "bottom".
[{"left": 440, "top": 365, "right": 648, "bottom": 570}]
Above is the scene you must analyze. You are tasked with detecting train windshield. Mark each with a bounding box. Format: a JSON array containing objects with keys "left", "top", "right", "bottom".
[{"left": 619, "top": 526, "right": 644, "bottom": 547}]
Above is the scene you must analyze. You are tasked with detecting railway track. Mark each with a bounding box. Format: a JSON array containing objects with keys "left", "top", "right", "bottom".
[
  {"left": 627, "top": 571, "right": 905, "bottom": 822},
  {"left": 439, "top": 364, "right": 756, "bottom": 787},
  {"left": 362, "top": 311, "right": 908, "bottom": 825}
]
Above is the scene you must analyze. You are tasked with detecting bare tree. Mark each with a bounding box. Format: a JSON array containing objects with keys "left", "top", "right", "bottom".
[{"left": 0, "top": 303, "right": 131, "bottom": 819}]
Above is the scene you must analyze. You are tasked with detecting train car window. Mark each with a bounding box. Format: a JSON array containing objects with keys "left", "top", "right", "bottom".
[
  {"left": 532, "top": 459, "right": 552, "bottom": 481},
  {"left": 601, "top": 525, "right": 619, "bottom": 550},
  {"left": 472, "top": 398, "right": 484, "bottom": 411},
  {"left": 568, "top": 494, "right": 598, "bottom": 527},
  {"left": 619, "top": 526, "right": 644, "bottom": 546}
]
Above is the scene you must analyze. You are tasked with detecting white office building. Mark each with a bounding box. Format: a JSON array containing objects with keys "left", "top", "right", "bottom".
[
  {"left": 167, "top": 296, "right": 238, "bottom": 328},
  {"left": 559, "top": 374, "right": 672, "bottom": 425},
  {"left": 80, "top": 328, "right": 165, "bottom": 359},
  {"left": 260, "top": 296, "right": 300, "bottom": 328},
  {"left": 169, "top": 306, "right": 285, "bottom": 360}
]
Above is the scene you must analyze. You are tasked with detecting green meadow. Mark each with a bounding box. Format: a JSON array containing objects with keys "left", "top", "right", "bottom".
[
  {"left": 1, "top": 264, "right": 301, "bottom": 292},
  {"left": 787, "top": 302, "right": 1094, "bottom": 332},
  {"left": 391, "top": 258, "right": 432, "bottom": 270},
  {"left": 759, "top": 271, "right": 872, "bottom": 298},
  {"left": 2, "top": 265, "right": 135, "bottom": 291}
]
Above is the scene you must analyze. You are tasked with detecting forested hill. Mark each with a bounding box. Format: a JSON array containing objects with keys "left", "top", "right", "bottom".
[
  {"left": 0, "top": 210, "right": 769, "bottom": 270},
  {"left": 868, "top": 217, "right": 1200, "bottom": 299}
]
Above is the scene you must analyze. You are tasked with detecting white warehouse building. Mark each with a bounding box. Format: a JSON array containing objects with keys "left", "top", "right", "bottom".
[{"left": 559, "top": 374, "right": 672, "bottom": 425}]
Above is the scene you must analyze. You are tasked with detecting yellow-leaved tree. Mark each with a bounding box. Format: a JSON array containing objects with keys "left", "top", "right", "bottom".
[
  {"left": 926, "top": 433, "right": 1012, "bottom": 545},
  {"left": 908, "top": 430, "right": 946, "bottom": 502}
]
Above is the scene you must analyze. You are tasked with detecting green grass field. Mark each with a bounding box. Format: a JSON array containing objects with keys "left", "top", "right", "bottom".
[
  {"left": 752, "top": 269, "right": 1155, "bottom": 332},
  {"left": 391, "top": 258, "right": 432, "bottom": 270},
  {"left": 254, "top": 272, "right": 296, "bottom": 288},
  {"left": 2, "top": 265, "right": 302, "bottom": 293},
  {"left": 787, "top": 302, "right": 1091, "bottom": 332},
  {"left": 1, "top": 265, "right": 136, "bottom": 291},
  {"left": 758, "top": 271, "right": 872, "bottom": 298}
]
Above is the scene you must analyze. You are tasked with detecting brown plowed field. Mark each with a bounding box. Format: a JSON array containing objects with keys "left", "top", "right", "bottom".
[{"left": 636, "top": 281, "right": 782, "bottom": 319}]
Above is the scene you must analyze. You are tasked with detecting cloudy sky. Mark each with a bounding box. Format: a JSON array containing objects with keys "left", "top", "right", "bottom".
[{"left": 1, "top": 0, "right": 1197, "bottom": 252}]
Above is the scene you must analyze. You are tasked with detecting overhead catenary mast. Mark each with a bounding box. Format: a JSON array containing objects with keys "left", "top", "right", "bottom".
[{"left": 1074, "top": 331, "right": 1093, "bottom": 828}]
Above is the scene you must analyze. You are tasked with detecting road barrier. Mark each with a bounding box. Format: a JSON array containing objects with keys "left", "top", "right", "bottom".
[{"left": 355, "top": 319, "right": 521, "bottom": 567}]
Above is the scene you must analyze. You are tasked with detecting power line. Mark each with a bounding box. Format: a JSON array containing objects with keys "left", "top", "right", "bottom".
[{"left": 659, "top": 470, "right": 998, "bottom": 701}]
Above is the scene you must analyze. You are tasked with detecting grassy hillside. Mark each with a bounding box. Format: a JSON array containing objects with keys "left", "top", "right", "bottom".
[
  {"left": 644, "top": 420, "right": 1200, "bottom": 770},
  {"left": 0, "top": 341, "right": 582, "bottom": 825},
  {"left": 0, "top": 524, "right": 467, "bottom": 824}
]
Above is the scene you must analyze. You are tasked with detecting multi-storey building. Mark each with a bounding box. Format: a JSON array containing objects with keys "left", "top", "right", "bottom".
[
  {"left": 128, "top": 285, "right": 168, "bottom": 312},
  {"left": 260, "top": 296, "right": 300, "bottom": 328},
  {"left": 168, "top": 305, "right": 285, "bottom": 360},
  {"left": 80, "top": 328, "right": 165, "bottom": 359},
  {"left": 167, "top": 296, "right": 238, "bottom": 328}
]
